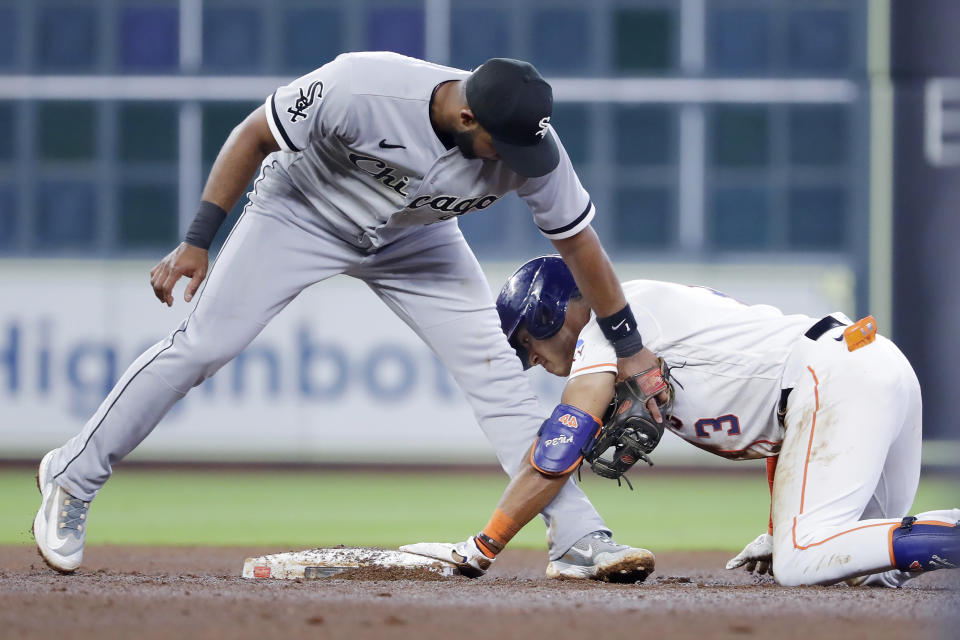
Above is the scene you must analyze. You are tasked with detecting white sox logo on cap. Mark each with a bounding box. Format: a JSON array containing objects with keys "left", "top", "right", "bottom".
[
  {"left": 536, "top": 117, "right": 550, "bottom": 139},
  {"left": 465, "top": 58, "right": 560, "bottom": 177}
]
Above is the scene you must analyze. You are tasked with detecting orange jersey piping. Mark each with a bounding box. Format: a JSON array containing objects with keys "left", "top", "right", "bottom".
[{"left": 570, "top": 362, "right": 617, "bottom": 376}]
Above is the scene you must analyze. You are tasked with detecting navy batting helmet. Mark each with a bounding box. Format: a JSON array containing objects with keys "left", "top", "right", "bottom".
[{"left": 496, "top": 255, "right": 579, "bottom": 369}]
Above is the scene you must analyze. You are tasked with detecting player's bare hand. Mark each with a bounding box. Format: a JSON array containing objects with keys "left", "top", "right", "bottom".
[
  {"left": 725, "top": 533, "right": 774, "bottom": 576},
  {"left": 149, "top": 242, "right": 209, "bottom": 307},
  {"left": 617, "top": 347, "right": 670, "bottom": 422}
]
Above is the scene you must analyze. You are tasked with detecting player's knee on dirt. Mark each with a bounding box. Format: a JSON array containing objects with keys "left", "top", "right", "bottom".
[
  {"left": 530, "top": 404, "right": 602, "bottom": 476},
  {"left": 770, "top": 518, "right": 833, "bottom": 586},
  {"left": 770, "top": 542, "right": 837, "bottom": 587},
  {"left": 770, "top": 542, "right": 800, "bottom": 586}
]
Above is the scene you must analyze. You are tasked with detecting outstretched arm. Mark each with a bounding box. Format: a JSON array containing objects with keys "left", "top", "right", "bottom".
[
  {"left": 402, "top": 373, "right": 615, "bottom": 573},
  {"left": 549, "top": 226, "right": 624, "bottom": 318},
  {"left": 149, "top": 106, "right": 280, "bottom": 306},
  {"left": 551, "top": 227, "right": 668, "bottom": 419},
  {"left": 483, "top": 372, "right": 616, "bottom": 546}
]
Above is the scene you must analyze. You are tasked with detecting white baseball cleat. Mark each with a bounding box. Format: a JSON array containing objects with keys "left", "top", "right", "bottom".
[
  {"left": 33, "top": 450, "right": 89, "bottom": 573},
  {"left": 546, "top": 531, "right": 655, "bottom": 583},
  {"left": 846, "top": 569, "right": 920, "bottom": 588}
]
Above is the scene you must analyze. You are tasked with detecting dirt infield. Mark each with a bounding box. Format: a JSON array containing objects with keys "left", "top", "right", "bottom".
[{"left": 1, "top": 545, "right": 957, "bottom": 640}]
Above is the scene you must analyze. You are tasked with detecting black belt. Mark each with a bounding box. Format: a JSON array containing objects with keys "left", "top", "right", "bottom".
[
  {"left": 778, "top": 315, "right": 849, "bottom": 425},
  {"left": 803, "top": 315, "right": 846, "bottom": 341}
]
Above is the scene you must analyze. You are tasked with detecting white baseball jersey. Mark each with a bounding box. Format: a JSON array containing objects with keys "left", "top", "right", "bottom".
[
  {"left": 264, "top": 51, "right": 594, "bottom": 252},
  {"left": 568, "top": 281, "right": 945, "bottom": 586},
  {"left": 569, "top": 281, "right": 814, "bottom": 459}
]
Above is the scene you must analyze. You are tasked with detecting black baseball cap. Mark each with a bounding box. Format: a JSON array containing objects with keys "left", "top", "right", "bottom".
[{"left": 465, "top": 58, "right": 560, "bottom": 178}]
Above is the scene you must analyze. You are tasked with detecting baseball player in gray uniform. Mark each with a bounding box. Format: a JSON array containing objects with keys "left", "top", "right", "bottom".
[{"left": 33, "top": 53, "right": 666, "bottom": 577}]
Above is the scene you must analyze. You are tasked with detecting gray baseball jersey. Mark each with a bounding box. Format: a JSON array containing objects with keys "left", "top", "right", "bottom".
[
  {"left": 47, "top": 51, "right": 611, "bottom": 561},
  {"left": 264, "top": 52, "right": 594, "bottom": 251}
]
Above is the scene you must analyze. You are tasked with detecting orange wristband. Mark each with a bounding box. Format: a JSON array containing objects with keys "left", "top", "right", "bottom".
[{"left": 476, "top": 508, "right": 522, "bottom": 557}]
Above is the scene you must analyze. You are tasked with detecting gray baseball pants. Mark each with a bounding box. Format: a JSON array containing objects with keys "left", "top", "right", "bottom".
[{"left": 48, "top": 175, "right": 609, "bottom": 559}]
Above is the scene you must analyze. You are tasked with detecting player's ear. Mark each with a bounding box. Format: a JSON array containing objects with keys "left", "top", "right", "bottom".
[{"left": 459, "top": 108, "right": 479, "bottom": 129}]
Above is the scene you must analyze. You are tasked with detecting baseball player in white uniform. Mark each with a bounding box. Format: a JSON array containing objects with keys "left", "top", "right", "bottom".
[
  {"left": 404, "top": 256, "right": 959, "bottom": 586},
  {"left": 33, "top": 54, "right": 665, "bottom": 577}
]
